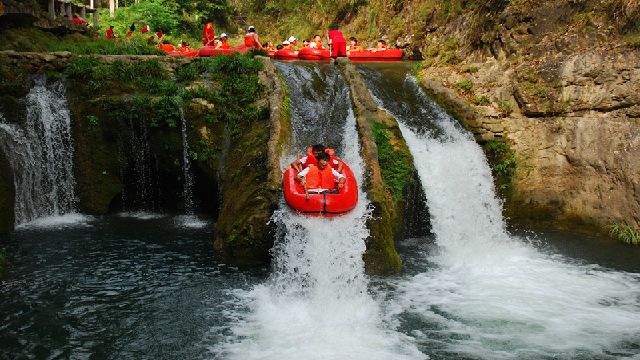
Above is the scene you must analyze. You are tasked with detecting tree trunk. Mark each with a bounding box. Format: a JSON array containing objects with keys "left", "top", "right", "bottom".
[{"left": 109, "top": 0, "right": 114, "bottom": 18}]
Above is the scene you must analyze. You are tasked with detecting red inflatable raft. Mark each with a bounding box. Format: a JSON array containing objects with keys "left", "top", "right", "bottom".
[
  {"left": 198, "top": 45, "right": 248, "bottom": 57},
  {"left": 348, "top": 48, "right": 403, "bottom": 61},
  {"left": 274, "top": 49, "right": 299, "bottom": 60},
  {"left": 283, "top": 162, "right": 358, "bottom": 217},
  {"left": 298, "top": 47, "right": 331, "bottom": 61},
  {"left": 169, "top": 50, "right": 199, "bottom": 57}
]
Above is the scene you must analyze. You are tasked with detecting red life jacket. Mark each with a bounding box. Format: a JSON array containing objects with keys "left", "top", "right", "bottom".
[
  {"left": 106, "top": 28, "right": 114, "bottom": 40},
  {"left": 306, "top": 164, "right": 336, "bottom": 190},
  {"left": 305, "top": 148, "right": 340, "bottom": 169},
  {"left": 244, "top": 33, "right": 259, "bottom": 47}
]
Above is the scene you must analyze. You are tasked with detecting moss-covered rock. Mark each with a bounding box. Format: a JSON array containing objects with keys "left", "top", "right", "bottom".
[{"left": 337, "top": 58, "right": 416, "bottom": 275}]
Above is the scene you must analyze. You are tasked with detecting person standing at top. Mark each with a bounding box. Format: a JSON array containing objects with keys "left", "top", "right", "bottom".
[
  {"left": 327, "top": 23, "right": 347, "bottom": 58},
  {"left": 244, "top": 26, "right": 263, "bottom": 49},
  {"left": 202, "top": 21, "right": 215, "bottom": 46},
  {"left": 106, "top": 25, "right": 116, "bottom": 40},
  {"left": 141, "top": 24, "right": 150, "bottom": 34}
]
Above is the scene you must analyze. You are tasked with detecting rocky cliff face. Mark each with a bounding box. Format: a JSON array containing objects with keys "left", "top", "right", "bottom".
[{"left": 408, "top": 1, "right": 640, "bottom": 231}]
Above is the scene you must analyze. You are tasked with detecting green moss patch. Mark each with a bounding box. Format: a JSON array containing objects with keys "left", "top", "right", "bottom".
[{"left": 371, "top": 121, "right": 414, "bottom": 203}]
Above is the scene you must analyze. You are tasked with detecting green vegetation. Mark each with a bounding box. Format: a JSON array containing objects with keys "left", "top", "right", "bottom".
[
  {"left": 475, "top": 95, "right": 490, "bottom": 105},
  {"left": 86, "top": 115, "right": 99, "bottom": 126},
  {"left": 607, "top": 223, "right": 640, "bottom": 245},
  {"left": 484, "top": 139, "right": 517, "bottom": 192},
  {"left": 454, "top": 79, "right": 473, "bottom": 93},
  {"left": 371, "top": 122, "right": 413, "bottom": 202},
  {"left": 497, "top": 99, "right": 513, "bottom": 117},
  {"left": 66, "top": 57, "right": 168, "bottom": 93}
]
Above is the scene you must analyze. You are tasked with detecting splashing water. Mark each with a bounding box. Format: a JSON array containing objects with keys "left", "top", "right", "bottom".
[
  {"left": 360, "top": 65, "right": 640, "bottom": 359},
  {"left": 215, "top": 63, "right": 425, "bottom": 359}
]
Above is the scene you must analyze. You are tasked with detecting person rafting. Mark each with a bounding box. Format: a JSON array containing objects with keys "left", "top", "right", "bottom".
[
  {"left": 202, "top": 21, "right": 215, "bottom": 45},
  {"left": 106, "top": 26, "right": 116, "bottom": 40},
  {"left": 296, "top": 152, "right": 346, "bottom": 199},
  {"left": 244, "top": 26, "right": 263, "bottom": 49},
  {"left": 327, "top": 23, "right": 347, "bottom": 58},
  {"left": 262, "top": 41, "right": 275, "bottom": 51},
  {"left": 302, "top": 39, "right": 311, "bottom": 48},
  {"left": 179, "top": 41, "right": 192, "bottom": 53},
  {"left": 215, "top": 33, "right": 230, "bottom": 49},
  {"left": 291, "top": 144, "right": 343, "bottom": 172},
  {"left": 311, "top": 35, "right": 323, "bottom": 49},
  {"left": 287, "top": 36, "right": 299, "bottom": 50},
  {"left": 282, "top": 40, "right": 292, "bottom": 50},
  {"left": 141, "top": 24, "right": 150, "bottom": 34},
  {"left": 369, "top": 39, "right": 388, "bottom": 52},
  {"left": 347, "top": 37, "right": 363, "bottom": 52}
]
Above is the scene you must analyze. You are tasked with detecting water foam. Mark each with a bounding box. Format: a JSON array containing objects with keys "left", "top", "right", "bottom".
[
  {"left": 16, "top": 213, "right": 94, "bottom": 230},
  {"left": 215, "top": 100, "right": 424, "bottom": 359}
]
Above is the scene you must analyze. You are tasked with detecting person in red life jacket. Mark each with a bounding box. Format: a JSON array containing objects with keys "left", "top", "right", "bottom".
[
  {"left": 71, "top": 14, "right": 87, "bottom": 25},
  {"left": 215, "top": 33, "right": 230, "bottom": 49},
  {"left": 369, "top": 39, "right": 388, "bottom": 52},
  {"left": 244, "top": 26, "right": 263, "bottom": 49},
  {"left": 126, "top": 23, "right": 135, "bottom": 37},
  {"left": 141, "top": 24, "right": 150, "bottom": 34},
  {"left": 262, "top": 41, "right": 275, "bottom": 51},
  {"left": 296, "top": 152, "right": 346, "bottom": 199},
  {"left": 282, "top": 40, "right": 292, "bottom": 50},
  {"left": 202, "top": 21, "right": 215, "bottom": 46},
  {"left": 327, "top": 23, "right": 347, "bottom": 58},
  {"left": 179, "top": 41, "right": 192, "bottom": 53},
  {"left": 302, "top": 38, "right": 311, "bottom": 48},
  {"left": 290, "top": 144, "right": 343, "bottom": 172},
  {"left": 159, "top": 40, "right": 174, "bottom": 52},
  {"left": 311, "top": 35, "right": 323, "bottom": 49},
  {"left": 287, "top": 36, "right": 299, "bottom": 50},
  {"left": 347, "top": 37, "right": 363, "bottom": 53},
  {"left": 106, "top": 26, "right": 116, "bottom": 40}
]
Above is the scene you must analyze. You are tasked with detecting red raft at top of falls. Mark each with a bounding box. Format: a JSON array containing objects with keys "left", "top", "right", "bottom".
[
  {"left": 198, "top": 45, "right": 249, "bottom": 57},
  {"left": 347, "top": 48, "right": 403, "bottom": 61},
  {"left": 283, "top": 162, "right": 358, "bottom": 217},
  {"left": 298, "top": 47, "right": 331, "bottom": 61},
  {"left": 273, "top": 49, "right": 299, "bottom": 60}
]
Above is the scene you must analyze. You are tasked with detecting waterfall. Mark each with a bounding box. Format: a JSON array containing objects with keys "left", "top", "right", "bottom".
[
  {"left": 179, "top": 108, "right": 194, "bottom": 215},
  {"left": 359, "top": 64, "right": 640, "bottom": 359},
  {"left": 216, "top": 62, "right": 424, "bottom": 360},
  {"left": 0, "top": 78, "right": 79, "bottom": 226}
]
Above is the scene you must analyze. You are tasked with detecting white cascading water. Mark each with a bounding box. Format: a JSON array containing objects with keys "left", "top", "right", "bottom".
[
  {"left": 216, "top": 103, "right": 424, "bottom": 359},
  {"left": 366, "top": 72, "right": 640, "bottom": 359},
  {"left": 174, "top": 109, "right": 207, "bottom": 228},
  {"left": 0, "top": 79, "right": 85, "bottom": 227}
]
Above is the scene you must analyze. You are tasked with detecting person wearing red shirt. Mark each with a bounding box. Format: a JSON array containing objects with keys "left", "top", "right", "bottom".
[
  {"left": 106, "top": 26, "right": 115, "bottom": 40},
  {"left": 202, "top": 22, "right": 215, "bottom": 46},
  {"left": 327, "top": 23, "right": 347, "bottom": 58}
]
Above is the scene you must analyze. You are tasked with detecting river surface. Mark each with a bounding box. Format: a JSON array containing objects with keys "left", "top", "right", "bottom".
[{"left": 1, "top": 217, "right": 639, "bottom": 359}]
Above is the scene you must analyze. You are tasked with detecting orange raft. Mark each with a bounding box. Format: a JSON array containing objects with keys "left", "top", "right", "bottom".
[
  {"left": 198, "top": 45, "right": 249, "bottom": 57},
  {"left": 348, "top": 48, "right": 403, "bottom": 61},
  {"left": 283, "top": 162, "right": 358, "bottom": 217},
  {"left": 273, "top": 49, "right": 299, "bottom": 60},
  {"left": 169, "top": 50, "right": 199, "bottom": 57},
  {"left": 298, "top": 47, "right": 331, "bottom": 61}
]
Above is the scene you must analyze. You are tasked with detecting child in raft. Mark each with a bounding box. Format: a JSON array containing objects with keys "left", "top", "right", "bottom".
[
  {"left": 262, "top": 41, "right": 276, "bottom": 51},
  {"left": 290, "top": 144, "right": 343, "bottom": 172},
  {"left": 347, "top": 37, "right": 363, "bottom": 52},
  {"left": 302, "top": 39, "right": 311, "bottom": 48},
  {"left": 215, "top": 33, "right": 230, "bottom": 49},
  {"left": 369, "top": 39, "right": 388, "bottom": 52},
  {"left": 310, "top": 35, "right": 323, "bottom": 49},
  {"left": 295, "top": 152, "right": 346, "bottom": 197}
]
